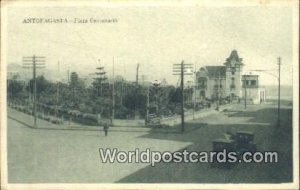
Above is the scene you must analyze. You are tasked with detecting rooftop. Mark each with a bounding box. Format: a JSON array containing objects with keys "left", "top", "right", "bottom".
[
  {"left": 204, "top": 66, "right": 226, "bottom": 78},
  {"left": 242, "top": 74, "right": 259, "bottom": 78},
  {"left": 224, "top": 49, "right": 244, "bottom": 66}
]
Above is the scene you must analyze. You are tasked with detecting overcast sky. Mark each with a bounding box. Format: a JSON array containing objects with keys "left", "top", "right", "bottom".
[{"left": 6, "top": 4, "right": 295, "bottom": 86}]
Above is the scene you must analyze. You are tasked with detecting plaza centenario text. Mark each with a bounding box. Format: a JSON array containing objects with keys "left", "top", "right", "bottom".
[{"left": 22, "top": 17, "right": 118, "bottom": 24}]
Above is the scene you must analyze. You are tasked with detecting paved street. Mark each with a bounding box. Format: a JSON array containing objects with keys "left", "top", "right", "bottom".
[
  {"left": 7, "top": 119, "right": 190, "bottom": 183},
  {"left": 7, "top": 101, "right": 293, "bottom": 183}
]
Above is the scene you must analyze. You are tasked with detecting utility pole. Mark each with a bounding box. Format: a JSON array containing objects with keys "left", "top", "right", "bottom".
[
  {"left": 250, "top": 57, "right": 281, "bottom": 126},
  {"left": 145, "top": 75, "right": 151, "bottom": 125},
  {"left": 112, "top": 57, "right": 115, "bottom": 126},
  {"left": 136, "top": 63, "right": 140, "bottom": 86},
  {"left": 216, "top": 70, "right": 221, "bottom": 111},
  {"left": 120, "top": 77, "right": 124, "bottom": 105},
  {"left": 135, "top": 63, "right": 140, "bottom": 118},
  {"left": 193, "top": 63, "right": 196, "bottom": 120},
  {"left": 67, "top": 70, "right": 70, "bottom": 84},
  {"left": 56, "top": 61, "right": 60, "bottom": 119},
  {"left": 152, "top": 80, "right": 160, "bottom": 116},
  {"left": 173, "top": 61, "right": 193, "bottom": 133},
  {"left": 146, "top": 82, "right": 150, "bottom": 125},
  {"left": 22, "top": 55, "right": 45, "bottom": 128},
  {"left": 278, "top": 57, "right": 281, "bottom": 127},
  {"left": 244, "top": 80, "right": 247, "bottom": 109},
  {"left": 33, "top": 57, "right": 36, "bottom": 125},
  {"left": 181, "top": 62, "right": 184, "bottom": 132}
]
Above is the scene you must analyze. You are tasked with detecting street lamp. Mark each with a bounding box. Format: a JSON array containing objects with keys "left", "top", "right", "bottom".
[{"left": 250, "top": 57, "right": 281, "bottom": 127}]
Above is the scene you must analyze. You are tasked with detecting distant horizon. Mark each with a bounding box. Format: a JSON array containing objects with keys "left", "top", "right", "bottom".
[{"left": 7, "top": 62, "right": 294, "bottom": 88}]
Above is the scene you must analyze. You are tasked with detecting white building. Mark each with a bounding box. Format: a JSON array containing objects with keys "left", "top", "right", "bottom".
[
  {"left": 241, "top": 75, "right": 266, "bottom": 104},
  {"left": 195, "top": 50, "right": 244, "bottom": 101}
]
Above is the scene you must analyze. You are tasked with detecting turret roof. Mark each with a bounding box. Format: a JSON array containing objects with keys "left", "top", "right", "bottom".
[{"left": 225, "top": 50, "right": 244, "bottom": 65}]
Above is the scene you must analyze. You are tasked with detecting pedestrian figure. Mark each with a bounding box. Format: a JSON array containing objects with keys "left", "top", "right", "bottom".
[{"left": 103, "top": 123, "right": 109, "bottom": 136}]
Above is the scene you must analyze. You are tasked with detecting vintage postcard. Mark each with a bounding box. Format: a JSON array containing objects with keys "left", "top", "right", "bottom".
[{"left": 1, "top": 0, "right": 299, "bottom": 189}]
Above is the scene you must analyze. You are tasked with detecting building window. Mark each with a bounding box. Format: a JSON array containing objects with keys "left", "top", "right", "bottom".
[
  {"left": 251, "top": 80, "right": 256, "bottom": 86},
  {"left": 231, "top": 77, "right": 235, "bottom": 85},
  {"left": 232, "top": 71, "right": 235, "bottom": 75},
  {"left": 197, "top": 80, "right": 207, "bottom": 89}
]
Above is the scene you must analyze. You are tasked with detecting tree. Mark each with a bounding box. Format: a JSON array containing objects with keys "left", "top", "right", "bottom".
[
  {"left": 88, "top": 67, "right": 112, "bottom": 118},
  {"left": 7, "top": 79, "right": 25, "bottom": 99},
  {"left": 92, "top": 67, "right": 107, "bottom": 97},
  {"left": 27, "top": 75, "right": 49, "bottom": 95},
  {"left": 67, "top": 72, "right": 86, "bottom": 109},
  {"left": 69, "top": 72, "right": 85, "bottom": 90},
  {"left": 70, "top": 72, "right": 79, "bottom": 88},
  {"left": 123, "top": 85, "right": 147, "bottom": 118}
]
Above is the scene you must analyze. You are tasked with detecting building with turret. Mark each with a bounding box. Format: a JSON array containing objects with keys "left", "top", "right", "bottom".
[{"left": 195, "top": 50, "right": 244, "bottom": 101}]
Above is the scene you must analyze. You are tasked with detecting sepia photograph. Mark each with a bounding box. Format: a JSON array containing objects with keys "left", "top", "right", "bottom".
[{"left": 1, "top": 0, "right": 299, "bottom": 189}]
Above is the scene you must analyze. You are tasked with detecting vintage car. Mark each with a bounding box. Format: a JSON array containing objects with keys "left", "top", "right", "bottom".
[
  {"left": 212, "top": 138, "right": 236, "bottom": 152},
  {"left": 235, "top": 131, "right": 257, "bottom": 154},
  {"left": 211, "top": 138, "right": 236, "bottom": 168},
  {"left": 211, "top": 131, "right": 257, "bottom": 168}
]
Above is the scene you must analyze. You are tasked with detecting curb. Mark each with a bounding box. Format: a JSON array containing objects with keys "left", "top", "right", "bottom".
[{"left": 7, "top": 104, "right": 233, "bottom": 132}]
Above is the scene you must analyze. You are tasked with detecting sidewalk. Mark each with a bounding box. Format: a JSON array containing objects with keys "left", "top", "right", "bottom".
[
  {"left": 7, "top": 104, "right": 233, "bottom": 132},
  {"left": 160, "top": 104, "right": 233, "bottom": 126},
  {"left": 7, "top": 108, "right": 150, "bottom": 132}
]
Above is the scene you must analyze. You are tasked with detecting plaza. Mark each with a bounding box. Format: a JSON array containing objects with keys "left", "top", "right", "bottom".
[{"left": 7, "top": 100, "right": 293, "bottom": 183}]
